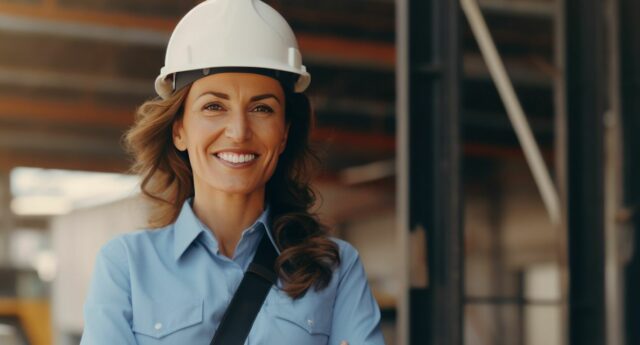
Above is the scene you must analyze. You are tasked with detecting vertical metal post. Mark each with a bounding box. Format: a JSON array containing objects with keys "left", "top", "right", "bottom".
[
  {"left": 620, "top": 0, "right": 640, "bottom": 344},
  {"left": 397, "top": 0, "right": 463, "bottom": 343},
  {"left": 566, "top": 0, "right": 607, "bottom": 343},
  {"left": 395, "top": 0, "right": 411, "bottom": 342},
  {"left": 552, "top": 0, "right": 570, "bottom": 343},
  {"left": 0, "top": 171, "right": 13, "bottom": 265},
  {"left": 603, "top": 0, "right": 625, "bottom": 344}
]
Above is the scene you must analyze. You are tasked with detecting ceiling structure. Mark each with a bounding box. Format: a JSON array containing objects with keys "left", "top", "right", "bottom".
[{"left": 0, "top": 0, "right": 558, "bottom": 219}]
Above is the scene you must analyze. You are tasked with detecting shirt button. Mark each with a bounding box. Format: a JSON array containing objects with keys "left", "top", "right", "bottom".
[
  {"left": 307, "top": 319, "right": 314, "bottom": 327},
  {"left": 154, "top": 322, "right": 163, "bottom": 330}
]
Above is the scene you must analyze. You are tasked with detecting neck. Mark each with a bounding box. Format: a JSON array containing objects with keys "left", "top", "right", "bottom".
[{"left": 191, "top": 183, "right": 266, "bottom": 258}]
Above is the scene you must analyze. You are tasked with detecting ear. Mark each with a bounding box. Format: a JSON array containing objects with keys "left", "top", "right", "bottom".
[
  {"left": 278, "top": 122, "right": 291, "bottom": 155},
  {"left": 172, "top": 119, "right": 188, "bottom": 152}
]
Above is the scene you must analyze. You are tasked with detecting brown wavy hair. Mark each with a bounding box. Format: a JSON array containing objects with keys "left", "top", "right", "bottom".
[{"left": 123, "top": 83, "right": 340, "bottom": 299}]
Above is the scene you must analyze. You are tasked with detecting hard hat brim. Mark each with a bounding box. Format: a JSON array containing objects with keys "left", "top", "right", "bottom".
[{"left": 155, "top": 67, "right": 310, "bottom": 100}]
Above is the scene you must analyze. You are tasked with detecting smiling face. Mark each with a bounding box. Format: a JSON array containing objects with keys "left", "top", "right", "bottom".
[{"left": 173, "top": 72, "right": 289, "bottom": 198}]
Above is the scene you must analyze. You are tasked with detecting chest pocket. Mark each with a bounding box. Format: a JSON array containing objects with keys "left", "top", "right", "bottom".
[
  {"left": 132, "top": 296, "right": 204, "bottom": 340},
  {"left": 265, "top": 287, "right": 333, "bottom": 343}
]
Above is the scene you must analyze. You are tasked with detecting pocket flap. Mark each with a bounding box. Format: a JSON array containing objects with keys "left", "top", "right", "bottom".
[
  {"left": 132, "top": 297, "right": 203, "bottom": 339},
  {"left": 268, "top": 295, "right": 332, "bottom": 336}
]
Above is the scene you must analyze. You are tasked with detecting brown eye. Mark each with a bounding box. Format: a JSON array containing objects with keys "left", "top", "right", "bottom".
[
  {"left": 252, "top": 104, "right": 274, "bottom": 113},
  {"left": 204, "top": 103, "right": 225, "bottom": 112}
]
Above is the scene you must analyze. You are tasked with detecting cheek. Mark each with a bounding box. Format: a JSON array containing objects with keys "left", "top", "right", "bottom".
[
  {"left": 263, "top": 137, "right": 286, "bottom": 162},
  {"left": 260, "top": 120, "right": 287, "bottom": 147},
  {"left": 184, "top": 119, "right": 222, "bottom": 147}
]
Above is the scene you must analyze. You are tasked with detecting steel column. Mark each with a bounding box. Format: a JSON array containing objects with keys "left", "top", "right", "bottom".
[
  {"left": 566, "top": 0, "right": 607, "bottom": 343},
  {"left": 620, "top": 0, "right": 640, "bottom": 344},
  {"left": 397, "top": 0, "right": 463, "bottom": 343}
]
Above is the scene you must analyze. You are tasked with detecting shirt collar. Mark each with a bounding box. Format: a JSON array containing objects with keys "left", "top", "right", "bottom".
[{"left": 173, "top": 197, "right": 280, "bottom": 260}]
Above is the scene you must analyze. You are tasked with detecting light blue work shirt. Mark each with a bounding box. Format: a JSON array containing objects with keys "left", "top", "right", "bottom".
[{"left": 80, "top": 197, "right": 385, "bottom": 345}]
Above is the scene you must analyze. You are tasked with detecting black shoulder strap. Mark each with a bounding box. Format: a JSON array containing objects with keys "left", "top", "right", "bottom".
[{"left": 210, "top": 231, "right": 279, "bottom": 345}]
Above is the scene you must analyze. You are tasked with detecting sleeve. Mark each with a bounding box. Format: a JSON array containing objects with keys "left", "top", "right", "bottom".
[
  {"left": 80, "top": 237, "right": 138, "bottom": 345},
  {"left": 329, "top": 241, "right": 386, "bottom": 345}
]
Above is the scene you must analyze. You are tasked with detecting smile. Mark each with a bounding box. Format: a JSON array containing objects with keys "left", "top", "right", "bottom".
[{"left": 214, "top": 152, "right": 259, "bottom": 167}]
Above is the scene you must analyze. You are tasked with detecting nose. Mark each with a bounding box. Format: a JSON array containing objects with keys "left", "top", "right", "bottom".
[{"left": 224, "top": 110, "right": 252, "bottom": 142}]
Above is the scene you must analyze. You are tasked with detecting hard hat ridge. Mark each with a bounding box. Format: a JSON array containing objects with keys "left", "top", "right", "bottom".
[{"left": 154, "top": 0, "right": 311, "bottom": 99}]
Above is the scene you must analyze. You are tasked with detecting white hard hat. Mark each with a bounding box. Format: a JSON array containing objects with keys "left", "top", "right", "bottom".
[{"left": 154, "top": 0, "right": 311, "bottom": 99}]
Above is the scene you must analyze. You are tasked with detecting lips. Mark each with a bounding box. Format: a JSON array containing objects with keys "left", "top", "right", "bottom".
[{"left": 213, "top": 150, "right": 260, "bottom": 165}]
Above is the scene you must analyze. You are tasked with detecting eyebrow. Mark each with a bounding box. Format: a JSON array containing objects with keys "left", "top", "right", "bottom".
[{"left": 197, "top": 91, "right": 281, "bottom": 105}]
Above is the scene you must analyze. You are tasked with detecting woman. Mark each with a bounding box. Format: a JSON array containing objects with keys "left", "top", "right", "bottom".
[{"left": 80, "top": 0, "right": 385, "bottom": 344}]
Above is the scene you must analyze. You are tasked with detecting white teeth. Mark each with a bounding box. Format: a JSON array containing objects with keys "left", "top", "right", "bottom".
[{"left": 216, "top": 152, "right": 256, "bottom": 164}]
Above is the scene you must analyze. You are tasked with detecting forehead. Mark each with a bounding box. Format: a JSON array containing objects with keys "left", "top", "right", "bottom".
[{"left": 188, "top": 72, "right": 284, "bottom": 99}]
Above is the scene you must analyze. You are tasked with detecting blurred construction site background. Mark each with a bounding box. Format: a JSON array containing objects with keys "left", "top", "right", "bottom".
[{"left": 0, "top": 0, "right": 638, "bottom": 344}]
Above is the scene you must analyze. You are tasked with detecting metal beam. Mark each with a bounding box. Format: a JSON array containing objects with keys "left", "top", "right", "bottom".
[
  {"left": 0, "top": 3, "right": 558, "bottom": 78},
  {"left": 478, "top": 0, "right": 555, "bottom": 17},
  {"left": 0, "top": 12, "right": 169, "bottom": 46},
  {"left": 0, "top": 54, "right": 551, "bottom": 100},
  {"left": 566, "top": 0, "right": 607, "bottom": 342},
  {"left": 0, "top": 96, "right": 134, "bottom": 129},
  {"left": 0, "top": 149, "right": 128, "bottom": 173},
  {"left": 0, "top": 2, "right": 173, "bottom": 32},
  {"left": 0, "top": 4, "right": 396, "bottom": 68},
  {"left": 461, "top": 0, "right": 561, "bottom": 226},
  {"left": 311, "top": 128, "right": 396, "bottom": 153},
  {"left": 603, "top": 0, "right": 625, "bottom": 344},
  {"left": 395, "top": 0, "right": 411, "bottom": 339},
  {"left": 0, "top": 171, "right": 13, "bottom": 264},
  {"left": 464, "top": 54, "right": 553, "bottom": 87},
  {"left": 312, "top": 96, "right": 394, "bottom": 119},
  {"left": 0, "top": 67, "right": 152, "bottom": 96},
  {"left": 620, "top": 0, "right": 640, "bottom": 344},
  {"left": 400, "top": 0, "right": 463, "bottom": 343},
  {"left": 0, "top": 127, "right": 122, "bottom": 155}
]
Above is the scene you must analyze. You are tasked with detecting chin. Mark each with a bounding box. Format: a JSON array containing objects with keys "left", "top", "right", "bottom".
[
  {"left": 209, "top": 181, "right": 261, "bottom": 195},
  {"left": 221, "top": 187, "right": 257, "bottom": 195}
]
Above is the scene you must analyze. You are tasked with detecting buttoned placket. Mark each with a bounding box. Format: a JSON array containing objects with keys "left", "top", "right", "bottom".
[{"left": 194, "top": 220, "right": 267, "bottom": 298}]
